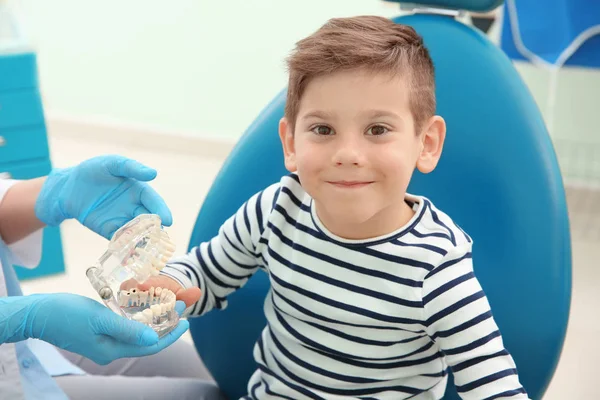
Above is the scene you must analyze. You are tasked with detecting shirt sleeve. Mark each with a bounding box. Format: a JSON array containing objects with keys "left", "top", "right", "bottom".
[
  {"left": 0, "top": 179, "right": 43, "bottom": 269},
  {"left": 421, "top": 243, "right": 530, "bottom": 399},
  {"left": 161, "top": 182, "right": 280, "bottom": 316}
]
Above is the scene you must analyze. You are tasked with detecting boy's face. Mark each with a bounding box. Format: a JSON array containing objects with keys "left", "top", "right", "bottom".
[{"left": 279, "top": 69, "right": 445, "bottom": 239}]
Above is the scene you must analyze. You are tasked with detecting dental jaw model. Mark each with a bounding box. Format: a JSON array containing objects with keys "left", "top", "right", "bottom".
[{"left": 86, "top": 214, "right": 179, "bottom": 337}]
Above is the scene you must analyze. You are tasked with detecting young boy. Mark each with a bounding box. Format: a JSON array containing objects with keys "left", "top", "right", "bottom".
[{"left": 143, "top": 15, "right": 529, "bottom": 399}]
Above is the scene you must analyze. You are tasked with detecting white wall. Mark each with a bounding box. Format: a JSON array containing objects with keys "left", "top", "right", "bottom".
[
  {"left": 9, "top": 0, "right": 402, "bottom": 142},
  {"left": 488, "top": 11, "right": 600, "bottom": 184},
  {"left": 7, "top": 1, "right": 600, "bottom": 183},
  {"left": 512, "top": 64, "right": 600, "bottom": 182}
]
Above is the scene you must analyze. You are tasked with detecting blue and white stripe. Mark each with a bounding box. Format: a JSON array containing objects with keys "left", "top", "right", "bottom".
[{"left": 163, "top": 174, "right": 528, "bottom": 400}]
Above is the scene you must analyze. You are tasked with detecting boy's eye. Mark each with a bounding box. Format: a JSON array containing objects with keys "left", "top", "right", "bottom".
[
  {"left": 312, "top": 125, "right": 334, "bottom": 136},
  {"left": 367, "top": 125, "right": 388, "bottom": 136}
]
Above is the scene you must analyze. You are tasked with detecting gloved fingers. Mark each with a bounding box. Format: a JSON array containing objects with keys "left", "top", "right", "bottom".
[
  {"left": 117, "top": 319, "right": 190, "bottom": 359},
  {"left": 98, "top": 216, "right": 130, "bottom": 240},
  {"left": 91, "top": 311, "right": 159, "bottom": 346},
  {"left": 138, "top": 185, "right": 173, "bottom": 226},
  {"left": 132, "top": 205, "right": 148, "bottom": 219},
  {"left": 105, "top": 156, "right": 157, "bottom": 182},
  {"left": 155, "top": 319, "right": 189, "bottom": 351},
  {"left": 174, "top": 300, "right": 186, "bottom": 316}
]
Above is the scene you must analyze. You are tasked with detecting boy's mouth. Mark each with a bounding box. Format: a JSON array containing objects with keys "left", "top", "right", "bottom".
[{"left": 327, "top": 180, "right": 373, "bottom": 188}]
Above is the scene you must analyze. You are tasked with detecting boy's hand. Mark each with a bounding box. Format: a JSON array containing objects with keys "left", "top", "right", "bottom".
[{"left": 120, "top": 275, "right": 201, "bottom": 308}]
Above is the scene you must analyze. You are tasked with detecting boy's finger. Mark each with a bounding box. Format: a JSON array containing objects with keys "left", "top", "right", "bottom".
[
  {"left": 175, "top": 287, "right": 201, "bottom": 307},
  {"left": 137, "top": 276, "right": 182, "bottom": 294},
  {"left": 119, "top": 278, "right": 139, "bottom": 291},
  {"left": 137, "top": 277, "right": 168, "bottom": 290}
]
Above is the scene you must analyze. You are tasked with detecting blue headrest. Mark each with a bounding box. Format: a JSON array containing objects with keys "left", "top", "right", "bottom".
[{"left": 383, "top": 0, "right": 502, "bottom": 12}]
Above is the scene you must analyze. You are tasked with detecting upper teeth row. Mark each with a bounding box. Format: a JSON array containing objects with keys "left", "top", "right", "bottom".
[{"left": 124, "top": 235, "right": 176, "bottom": 276}]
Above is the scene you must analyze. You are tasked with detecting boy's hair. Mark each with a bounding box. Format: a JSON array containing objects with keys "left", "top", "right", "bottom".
[{"left": 284, "top": 15, "right": 435, "bottom": 134}]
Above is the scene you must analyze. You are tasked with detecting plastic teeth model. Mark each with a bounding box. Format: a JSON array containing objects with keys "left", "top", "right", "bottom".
[
  {"left": 85, "top": 214, "right": 179, "bottom": 337},
  {"left": 119, "top": 286, "right": 177, "bottom": 325}
]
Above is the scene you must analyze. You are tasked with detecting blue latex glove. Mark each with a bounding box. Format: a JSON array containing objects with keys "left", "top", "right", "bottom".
[
  {"left": 35, "top": 155, "right": 173, "bottom": 239},
  {"left": 0, "top": 294, "right": 189, "bottom": 365}
]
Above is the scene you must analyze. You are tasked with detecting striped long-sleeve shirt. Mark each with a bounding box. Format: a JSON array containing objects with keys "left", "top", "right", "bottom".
[{"left": 162, "top": 174, "right": 529, "bottom": 400}]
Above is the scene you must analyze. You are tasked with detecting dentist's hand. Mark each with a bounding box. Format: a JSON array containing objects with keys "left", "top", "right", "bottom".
[
  {"left": 0, "top": 293, "right": 189, "bottom": 365},
  {"left": 35, "top": 155, "right": 172, "bottom": 239}
]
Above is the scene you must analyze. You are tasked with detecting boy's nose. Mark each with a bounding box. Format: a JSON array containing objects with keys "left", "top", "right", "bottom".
[{"left": 332, "top": 136, "right": 365, "bottom": 166}]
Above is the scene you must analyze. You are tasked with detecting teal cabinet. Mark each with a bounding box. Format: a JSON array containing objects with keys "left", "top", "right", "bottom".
[{"left": 0, "top": 52, "right": 65, "bottom": 280}]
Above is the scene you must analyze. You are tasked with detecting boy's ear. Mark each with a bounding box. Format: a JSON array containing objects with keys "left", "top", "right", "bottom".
[
  {"left": 416, "top": 116, "right": 446, "bottom": 174},
  {"left": 279, "top": 117, "right": 297, "bottom": 172}
]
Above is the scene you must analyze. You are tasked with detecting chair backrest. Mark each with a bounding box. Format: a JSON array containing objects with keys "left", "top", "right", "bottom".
[
  {"left": 383, "top": 0, "right": 503, "bottom": 12},
  {"left": 188, "top": 10, "right": 571, "bottom": 400}
]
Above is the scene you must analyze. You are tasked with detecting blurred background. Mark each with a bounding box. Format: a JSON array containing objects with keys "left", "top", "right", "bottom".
[{"left": 1, "top": 0, "right": 598, "bottom": 398}]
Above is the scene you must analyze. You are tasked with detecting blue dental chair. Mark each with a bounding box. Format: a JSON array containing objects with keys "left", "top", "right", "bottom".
[{"left": 188, "top": 1, "right": 572, "bottom": 399}]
